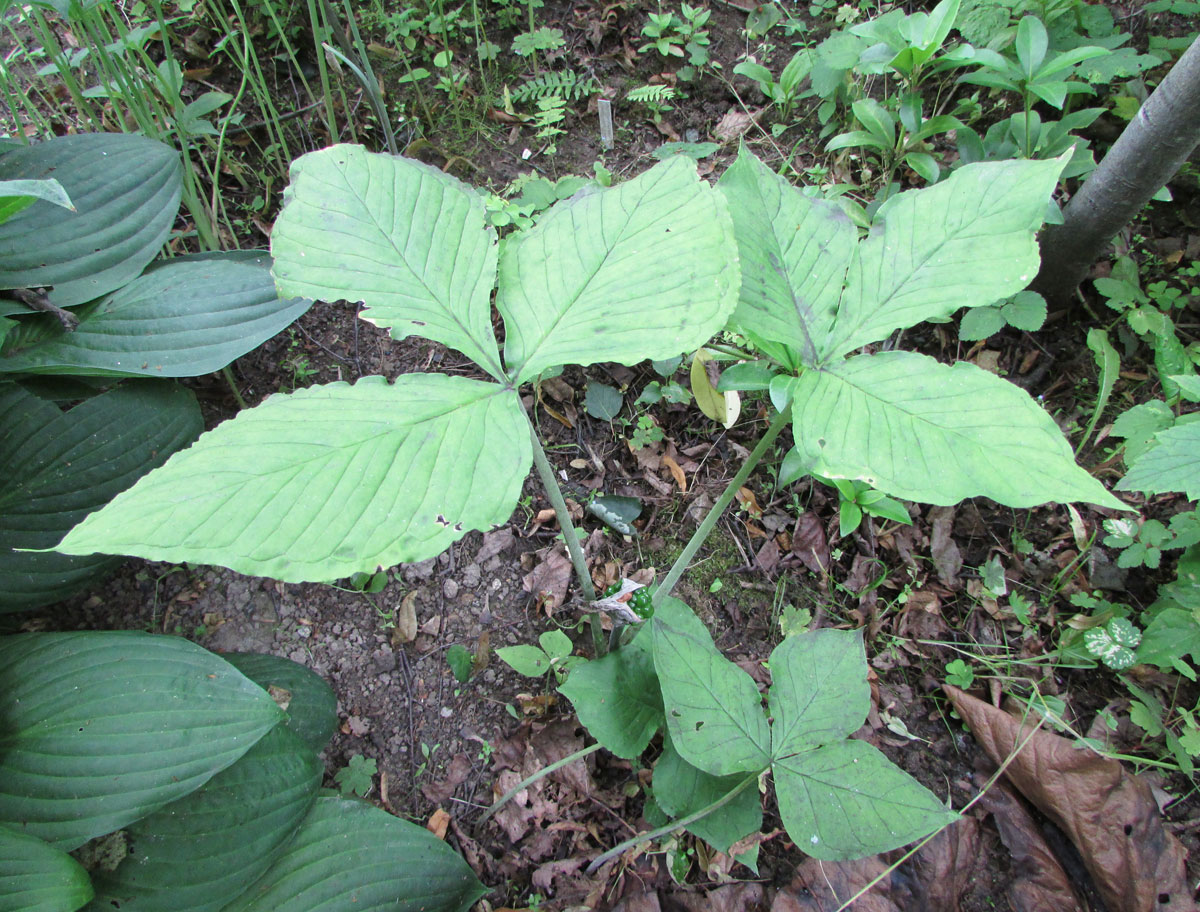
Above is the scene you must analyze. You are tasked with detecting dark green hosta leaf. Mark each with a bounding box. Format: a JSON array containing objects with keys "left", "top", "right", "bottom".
[
  {"left": 499, "top": 156, "right": 739, "bottom": 384},
  {"left": 222, "top": 653, "right": 338, "bottom": 753},
  {"left": 223, "top": 796, "right": 486, "bottom": 912},
  {"left": 270, "top": 145, "right": 504, "bottom": 379},
  {"left": 0, "top": 825, "right": 93, "bottom": 912},
  {"left": 0, "top": 380, "right": 201, "bottom": 612},
  {"left": 0, "top": 631, "right": 283, "bottom": 849},
  {"left": 0, "top": 134, "right": 182, "bottom": 308},
  {"left": 559, "top": 624, "right": 662, "bottom": 758},
  {"left": 0, "top": 252, "right": 311, "bottom": 377},
  {"left": 769, "top": 629, "right": 869, "bottom": 757},
  {"left": 653, "top": 735, "right": 761, "bottom": 859},
  {"left": 652, "top": 596, "right": 771, "bottom": 776},
  {"left": 792, "top": 351, "right": 1124, "bottom": 509},
  {"left": 717, "top": 148, "right": 856, "bottom": 368},
  {"left": 773, "top": 739, "right": 956, "bottom": 860},
  {"left": 57, "top": 375, "right": 530, "bottom": 582},
  {"left": 89, "top": 725, "right": 322, "bottom": 912}
]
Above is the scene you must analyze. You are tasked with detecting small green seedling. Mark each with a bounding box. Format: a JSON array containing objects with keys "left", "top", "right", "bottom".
[
  {"left": 959, "top": 290, "right": 1047, "bottom": 340},
  {"left": 496, "top": 629, "right": 581, "bottom": 682},
  {"left": 1084, "top": 617, "right": 1142, "bottom": 670},
  {"left": 446, "top": 644, "right": 474, "bottom": 683},
  {"left": 828, "top": 478, "right": 912, "bottom": 538},
  {"left": 348, "top": 569, "right": 389, "bottom": 593},
  {"left": 334, "top": 754, "right": 377, "bottom": 797},
  {"left": 944, "top": 658, "right": 975, "bottom": 689}
]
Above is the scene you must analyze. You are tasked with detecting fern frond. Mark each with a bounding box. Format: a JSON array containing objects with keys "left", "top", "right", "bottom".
[
  {"left": 626, "top": 84, "right": 676, "bottom": 104},
  {"left": 510, "top": 70, "right": 599, "bottom": 104}
]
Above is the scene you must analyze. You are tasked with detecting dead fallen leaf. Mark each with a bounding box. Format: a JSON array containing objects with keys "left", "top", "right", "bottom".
[
  {"left": 675, "top": 883, "right": 766, "bottom": 911},
  {"left": 908, "top": 817, "right": 981, "bottom": 912},
  {"left": 426, "top": 807, "right": 450, "bottom": 839},
  {"left": 341, "top": 715, "right": 369, "bottom": 737},
  {"left": 422, "top": 752, "right": 472, "bottom": 804},
  {"left": 792, "top": 512, "right": 830, "bottom": 573},
  {"left": 477, "top": 527, "right": 515, "bottom": 562},
  {"left": 712, "top": 108, "right": 759, "bottom": 142},
  {"left": 977, "top": 780, "right": 1084, "bottom": 912},
  {"left": 928, "top": 507, "right": 963, "bottom": 587},
  {"left": 531, "top": 856, "right": 584, "bottom": 892},
  {"left": 392, "top": 590, "right": 418, "bottom": 645},
  {"left": 662, "top": 453, "right": 687, "bottom": 493},
  {"left": 756, "top": 537, "right": 781, "bottom": 575},
  {"left": 522, "top": 546, "right": 573, "bottom": 614},
  {"left": 944, "top": 685, "right": 1191, "bottom": 912},
  {"left": 773, "top": 856, "right": 907, "bottom": 911},
  {"left": 736, "top": 486, "right": 764, "bottom": 519}
]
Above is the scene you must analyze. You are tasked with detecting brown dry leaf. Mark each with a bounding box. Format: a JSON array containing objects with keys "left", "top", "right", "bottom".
[
  {"left": 712, "top": 108, "right": 758, "bottom": 142},
  {"left": 944, "top": 685, "right": 1191, "bottom": 912},
  {"left": 736, "top": 486, "right": 764, "bottom": 518},
  {"left": 266, "top": 685, "right": 292, "bottom": 712},
  {"left": 522, "top": 546, "right": 573, "bottom": 614},
  {"left": 972, "top": 350, "right": 1002, "bottom": 374},
  {"left": 531, "top": 856, "right": 584, "bottom": 892},
  {"left": 928, "top": 507, "right": 963, "bottom": 587},
  {"left": 792, "top": 511, "right": 830, "bottom": 573},
  {"left": 773, "top": 856, "right": 907, "bottom": 912},
  {"left": 540, "top": 376, "right": 574, "bottom": 402},
  {"left": 908, "top": 817, "right": 981, "bottom": 912},
  {"left": 422, "top": 752, "right": 472, "bottom": 804},
  {"left": 392, "top": 590, "right": 418, "bottom": 644},
  {"left": 477, "top": 527, "right": 515, "bottom": 562},
  {"left": 515, "top": 692, "right": 557, "bottom": 715},
  {"left": 425, "top": 808, "right": 450, "bottom": 839},
  {"left": 661, "top": 453, "right": 687, "bottom": 493},
  {"left": 341, "top": 715, "right": 369, "bottom": 737},
  {"left": 675, "top": 883, "right": 766, "bottom": 911},
  {"left": 756, "top": 537, "right": 781, "bottom": 575},
  {"left": 977, "top": 780, "right": 1084, "bottom": 912}
]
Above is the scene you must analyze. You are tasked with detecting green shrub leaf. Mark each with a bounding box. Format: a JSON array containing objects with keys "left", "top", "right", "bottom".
[
  {"left": 0, "top": 134, "right": 182, "bottom": 309},
  {"left": 0, "top": 381, "right": 201, "bottom": 612},
  {"left": 56, "top": 375, "right": 530, "bottom": 582},
  {"left": 271, "top": 145, "right": 504, "bottom": 379},
  {"left": 0, "top": 825, "right": 93, "bottom": 912},
  {"left": 769, "top": 629, "right": 870, "bottom": 757},
  {"left": 0, "top": 632, "right": 283, "bottom": 849},
  {"left": 1117, "top": 422, "right": 1200, "bottom": 499},
  {"left": 0, "top": 253, "right": 310, "bottom": 377},
  {"left": 652, "top": 596, "right": 771, "bottom": 776},
  {"left": 89, "top": 725, "right": 322, "bottom": 912},
  {"left": 792, "top": 351, "right": 1124, "bottom": 508},
  {"left": 223, "top": 796, "right": 486, "bottom": 912},
  {"left": 498, "top": 156, "right": 739, "bottom": 384},
  {"left": 559, "top": 624, "right": 663, "bottom": 758},
  {"left": 716, "top": 148, "right": 856, "bottom": 368},
  {"left": 773, "top": 739, "right": 957, "bottom": 860}
]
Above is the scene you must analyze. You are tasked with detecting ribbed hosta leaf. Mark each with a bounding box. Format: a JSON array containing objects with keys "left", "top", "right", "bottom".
[
  {"left": 792, "top": 351, "right": 1124, "bottom": 508},
  {"left": 498, "top": 156, "right": 739, "bottom": 384},
  {"left": 270, "top": 145, "right": 504, "bottom": 379},
  {"left": 224, "top": 797, "right": 486, "bottom": 912},
  {"left": 56, "top": 374, "right": 530, "bottom": 582},
  {"left": 0, "top": 826, "right": 93, "bottom": 912},
  {"left": 716, "top": 148, "right": 856, "bottom": 368},
  {"left": 0, "top": 381, "right": 202, "bottom": 612},
  {"left": 222, "top": 653, "right": 338, "bottom": 753},
  {"left": 819, "top": 155, "right": 1066, "bottom": 360},
  {"left": 0, "top": 632, "right": 283, "bottom": 849},
  {"left": 0, "top": 134, "right": 181, "bottom": 308},
  {"left": 0, "top": 252, "right": 310, "bottom": 377},
  {"left": 90, "top": 725, "right": 321, "bottom": 912},
  {"left": 773, "top": 740, "right": 956, "bottom": 860}
]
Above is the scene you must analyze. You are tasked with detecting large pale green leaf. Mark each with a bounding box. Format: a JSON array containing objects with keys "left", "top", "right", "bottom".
[
  {"left": 792, "top": 351, "right": 1125, "bottom": 508},
  {"left": 270, "top": 146, "right": 503, "bottom": 379},
  {"left": 0, "top": 632, "right": 283, "bottom": 849},
  {"left": 0, "top": 134, "right": 182, "bottom": 308},
  {"left": 820, "top": 156, "right": 1066, "bottom": 360},
  {"left": 0, "top": 252, "right": 311, "bottom": 377},
  {"left": 0, "top": 177, "right": 73, "bottom": 225},
  {"left": 716, "top": 147, "right": 856, "bottom": 367},
  {"left": 769, "top": 629, "right": 869, "bottom": 758},
  {"left": 653, "top": 734, "right": 762, "bottom": 857},
  {"left": 0, "top": 380, "right": 202, "bottom": 612},
  {"left": 57, "top": 374, "right": 530, "bottom": 582},
  {"left": 652, "top": 596, "right": 771, "bottom": 776},
  {"left": 1116, "top": 422, "right": 1200, "bottom": 500},
  {"left": 498, "top": 156, "right": 739, "bottom": 384},
  {"left": 0, "top": 825, "right": 93, "bottom": 912},
  {"left": 89, "top": 725, "right": 322, "bottom": 912},
  {"left": 773, "top": 739, "right": 957, "bottom": 860},
  {"left": 558, "top": 623, "right": 662, "bottom": 759},
  {"left": 222, "top": 653, "right": 338, "bottom": 753},
  {"left": 223, "top": 796, "right": 486, "bottom": 912}
]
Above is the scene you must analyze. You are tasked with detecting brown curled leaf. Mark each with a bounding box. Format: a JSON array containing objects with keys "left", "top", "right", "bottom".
[{"left": 944, "top": 685, "right": 1190, "bottom": 912}]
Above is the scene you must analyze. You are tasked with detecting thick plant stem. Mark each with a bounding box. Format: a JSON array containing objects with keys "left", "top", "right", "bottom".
[
  {"left": 585, "top": 773, "right": 758, "bottom": 874},
  {"left": 476, "top": 742, "right": 601, "bottom": 832},
  {"left": 526, "top": 421, "right": 596, "bottom": 603},
  {"left": 655, "top": 406, "right": 792, "bottom": 608}
]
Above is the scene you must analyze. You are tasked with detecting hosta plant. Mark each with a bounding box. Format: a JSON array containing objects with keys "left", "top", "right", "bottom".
[
  {"left": 0, "top": 633, "right": 484, "bottom": 912},
  {"left": 57, "top": 145, "right": 740, "bottom": 596}
]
